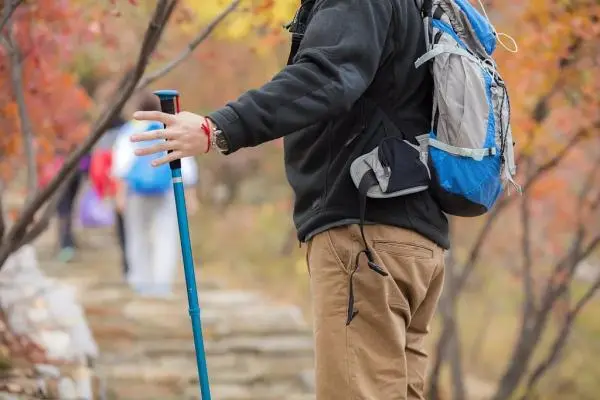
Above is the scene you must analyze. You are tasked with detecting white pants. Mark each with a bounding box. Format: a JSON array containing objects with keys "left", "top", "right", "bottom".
[{"left": 124, "top": 193, "right": 180, "bottom": 293}]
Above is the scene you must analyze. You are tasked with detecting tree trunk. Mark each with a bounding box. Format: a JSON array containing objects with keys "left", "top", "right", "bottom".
[
  {"left": 428, "top": 320, "right": 452, "bottom": 400},
  {"left": 428, "top": 248, "right": 466, "bottom": 400},
  {"left": 469, "top": 297, "right": 495, "bottom": 366},
  {"left": 5, "top": 13, "right": 37, "bottom": 197},
  {"left": 449, "top": 322, "right": 467, "bottom": 400},
  {"left": 492, "top": 310, "right": 550, "bottom": 400}
]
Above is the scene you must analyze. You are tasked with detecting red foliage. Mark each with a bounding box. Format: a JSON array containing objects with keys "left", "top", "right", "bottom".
[{"left": 0, "top": 2, "right": 115, "bottom": 181}]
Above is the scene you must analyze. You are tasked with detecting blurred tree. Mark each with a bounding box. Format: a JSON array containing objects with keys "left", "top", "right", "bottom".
[
  {"left": 0, "top": 0, "right": 95, "bottom": 190},
  {"left": 0, "top": 0, "right": 179, "bottom": 267},
  {"left": 428, "top": 1, "right": 600, "bottom": 399},
  {"left": 187, "top": 0, "right": 297, "bottom": 54}
]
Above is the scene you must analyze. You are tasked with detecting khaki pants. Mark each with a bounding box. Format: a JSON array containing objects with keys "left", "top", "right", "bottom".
[{"left": 307, "top": 224, "right": 445, "bottom": 400}]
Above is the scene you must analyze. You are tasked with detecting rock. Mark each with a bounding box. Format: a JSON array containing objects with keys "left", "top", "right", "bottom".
[
  {"left": 3, "top": 383, "right": 21, "bottom": 393},
  {"left": 299, "top": 369, "right": 315, "bottom": 392},
  {"left": 57, "top": 377, "right": 77, "bottom": 399},
  {"left": 34, "top": 364, "right": 61, "bottom": 378},
  {"left": 0, "top": 246, "right": 99, "bottom": 363}
]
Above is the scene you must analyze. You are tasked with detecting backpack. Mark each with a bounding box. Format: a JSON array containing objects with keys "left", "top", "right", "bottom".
[
  {"left": 414, "top": 0, "right": 519, "bottom": 216},
  {"left": 349, "top": 0, "right": 519, "bottom": 220},
  {"left": 89, "top": 149, "right": 116, "bottom": 199},
  {"left": 124, "top": 121, "right": 172, "bottom": 196}
]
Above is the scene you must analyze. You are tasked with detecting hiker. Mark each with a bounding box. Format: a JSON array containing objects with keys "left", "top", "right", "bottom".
[
  {"left": 53, "top": 148, "right": 90, "bottom": 263},
  {"left": 90, "top": 112, "right": 129, "bottom": 278},
  {"left": 131, "top": 1, "right": 447, "bottom": 397},
  {"left": 130, "top": 0, "right": 518, "bottom": 396},
  {"left": 112, "top": 91, "right": 199, "bottom": 297},
  {"left": 90, "top": 78, "right": 132, "bottom": 279}
]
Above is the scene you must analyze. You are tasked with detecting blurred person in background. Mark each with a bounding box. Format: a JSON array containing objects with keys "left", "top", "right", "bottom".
[
  {"left": 90, "top": 112, "right": 129, "bottom": 277},
  {"left": 112, "top": 91, "right": 199, "bottom": 297},
  {"left": 89, "top": 77, "right": 133, "bottom": 280},
  {"left": 54, "top": 148, "right": 90, "bottom": 263}
]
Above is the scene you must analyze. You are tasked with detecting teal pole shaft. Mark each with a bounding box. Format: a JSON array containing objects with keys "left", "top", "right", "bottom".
[{"left": 154, "top": 90, "right": 211, "bottom": 400}]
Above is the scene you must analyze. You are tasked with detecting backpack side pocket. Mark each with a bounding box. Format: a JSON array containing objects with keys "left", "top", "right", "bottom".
[{"left": 350, "top": 136, "right": 430, "bottom": 199}]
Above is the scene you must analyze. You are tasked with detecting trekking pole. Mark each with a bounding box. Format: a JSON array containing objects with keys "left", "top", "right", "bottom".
[{"left": 154, "top": 89, "right": 212, "bottom": 400}]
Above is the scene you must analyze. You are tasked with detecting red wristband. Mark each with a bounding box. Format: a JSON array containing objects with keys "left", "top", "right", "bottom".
[{"left": 200, "top": 119, "right": 211, "bottom": 153}]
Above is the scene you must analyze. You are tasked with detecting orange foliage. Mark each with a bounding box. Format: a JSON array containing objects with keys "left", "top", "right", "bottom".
[
  {"left": 485, "top": 0, "right": 600, "bottom": 253},
  {"left": 497, "top": 1, "right": 600, "bottom": 144},
  {"left": 0, "top": 2, "right": 103, "bottom": 182}
]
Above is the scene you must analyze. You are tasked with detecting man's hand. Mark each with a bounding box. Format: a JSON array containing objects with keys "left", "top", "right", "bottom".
[{"left": 130, "top": 111, "right": 210, "bottom": 167}]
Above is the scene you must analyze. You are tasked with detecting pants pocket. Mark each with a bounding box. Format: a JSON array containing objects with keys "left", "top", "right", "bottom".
[
  {"left": 325, "top": 226, "right": 356, "bottom": 275},
  {"left": 305, "top": 239, "right": 313, "bottom": 276}
]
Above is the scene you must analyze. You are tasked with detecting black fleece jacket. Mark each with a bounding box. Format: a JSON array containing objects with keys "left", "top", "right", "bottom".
[{"left": 209, "top": 0, "right": 449, "bottom": 248}]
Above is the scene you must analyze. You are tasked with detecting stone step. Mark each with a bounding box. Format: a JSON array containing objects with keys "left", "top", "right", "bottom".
[
  {"left": 54, "top": 276, "right": 221, "bottom": 296},
  {"left": 97, "top": 354, "right": 313, "bottom": 386},
  {"left": 96, "top": 330, "right": 314, "bottom": 355},
  {"left": 81, "top": 288, "right": 270, "bottom": 309},
  {"left": 92, "top": 331, "right": 314, "bottom": 358},
  {"left": 102, "top": 380, "right": 316, "bottom": 400},
  {"left": 85, "top": 292, "right": 311, "bottom": 337},
  {"left": 184, "top": 381, "right": 315, "bottom": 400},
  {"left": 31, "top": 231, "right": 317, "bottom": 399}
]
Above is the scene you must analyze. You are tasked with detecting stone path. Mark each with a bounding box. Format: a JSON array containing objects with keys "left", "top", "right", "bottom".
[{"left": 36, "top": 226, "right": 315, "bottom": 400}]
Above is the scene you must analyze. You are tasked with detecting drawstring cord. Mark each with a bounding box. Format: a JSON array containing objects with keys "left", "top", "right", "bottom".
[
  {"left": 475, "top": 0, "right": 519, "bottom": 53},
  {"left": 346, "top": 181, "right": 389, "bottom": 325}
]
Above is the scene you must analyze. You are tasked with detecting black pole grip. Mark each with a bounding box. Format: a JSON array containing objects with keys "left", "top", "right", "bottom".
[{"left": 154, "top": 90, "right": 181, "bottom": 171}]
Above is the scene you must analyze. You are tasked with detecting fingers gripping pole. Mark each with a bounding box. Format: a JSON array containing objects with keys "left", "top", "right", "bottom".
[{"left": 154, "top": 90, "right": 212, "bottom": 400}]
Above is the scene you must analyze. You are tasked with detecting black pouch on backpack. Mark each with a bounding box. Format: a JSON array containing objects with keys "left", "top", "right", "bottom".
[{"left": 350, "top": 133, "right": 431, "bottom": 199}]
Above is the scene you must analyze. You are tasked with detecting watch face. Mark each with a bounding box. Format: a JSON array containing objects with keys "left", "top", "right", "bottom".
[{"left": 216, "top": 132, "right": 229, "bottom": 151}]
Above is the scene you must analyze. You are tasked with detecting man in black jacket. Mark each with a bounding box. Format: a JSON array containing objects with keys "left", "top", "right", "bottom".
[{"left": 132, "top": 0, "right": 448, "bottom": 398}]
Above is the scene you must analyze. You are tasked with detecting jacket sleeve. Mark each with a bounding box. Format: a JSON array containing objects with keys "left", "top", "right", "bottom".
[{"left": 207, "top": 0, "right": 394, "bottom": 154}]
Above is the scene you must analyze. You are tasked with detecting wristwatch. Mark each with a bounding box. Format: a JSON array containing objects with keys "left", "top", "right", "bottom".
[{"left": 207, "top": 118, "right": 229, "bottom": 154}]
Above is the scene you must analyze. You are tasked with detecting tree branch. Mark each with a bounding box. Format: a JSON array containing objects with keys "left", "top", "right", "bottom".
[
  {"left": 520, "top": 159, "right": 535, "bottom": 318},
  {"left": 0, "top": 0, "right": 179, "bottom": 268},
  {"left": 576, "top": 153, "right": 600, "bottom": 222},
  {"left": 522, "top": 269, "right": 600, "bottom": 398},
  {"left": 0, "top": 193, "right": 4, "bottom": 242},
  {"left": 492, "top": 228, "right": 598, "bottom": 400},
  {"left": 509, "top": 156, "right": 600, "bottom": 400},
  {"left": 454, "top": 126, "right": 590, "bottom": 295},
  {"left": 137, "top": 0, "right": 240, "bottom": 90},
  {"left": 530, "top": 37, "right": 582, "bottom": 123},
  {"left": 428, "top": 248, "right": 467, "bottom": 399},
  {"left": 591, "top": 191, "right": 600, "bottom": 212},
  {"left": 17, "top": 169, "right": 76, "bottom": 247},
  {"left": 548, "top": 154, "right": 600, "bottom": 298},
  {"left": 0, "top": 0, "right": 23, "bottom": 33}
]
